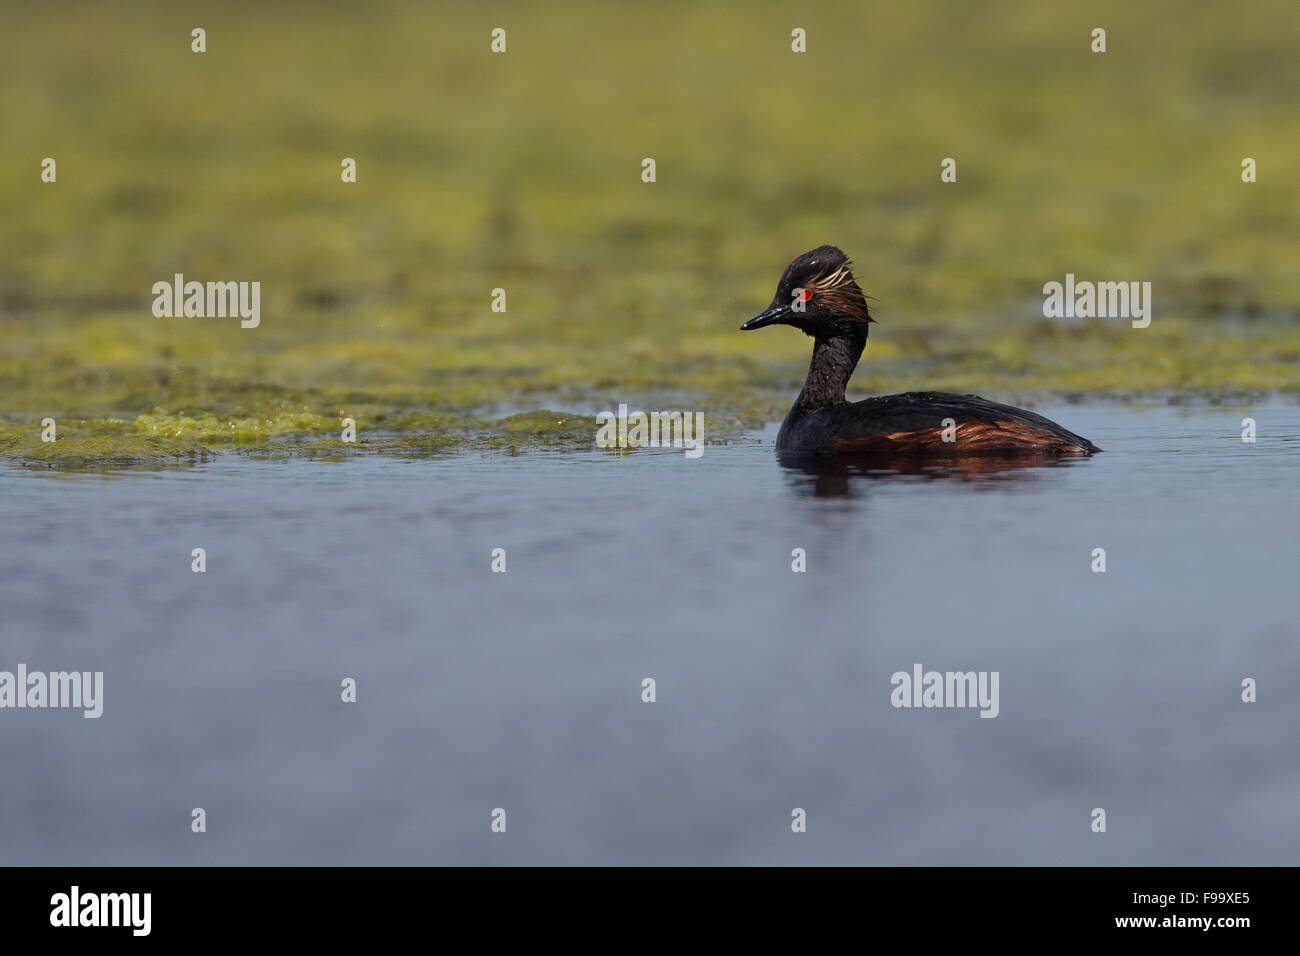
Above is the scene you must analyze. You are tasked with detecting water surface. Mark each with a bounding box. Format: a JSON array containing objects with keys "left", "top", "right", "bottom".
[{"left": 1, "top": 400, "right": 1297, "bottom": 865}]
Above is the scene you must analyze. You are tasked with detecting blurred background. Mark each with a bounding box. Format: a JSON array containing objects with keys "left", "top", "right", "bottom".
[{"left": 1, "top": 0, "right": 1298, "bottom": 459}]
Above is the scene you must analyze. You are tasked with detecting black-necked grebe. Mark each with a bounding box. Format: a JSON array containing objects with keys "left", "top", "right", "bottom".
[{"left": 741, "top": 246, "right": 1100, "bottom": 456}]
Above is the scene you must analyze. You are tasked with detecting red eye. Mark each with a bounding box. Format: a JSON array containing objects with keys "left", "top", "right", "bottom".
[{"left": 796, "top": 288, "right": 812, "bottom": 302}]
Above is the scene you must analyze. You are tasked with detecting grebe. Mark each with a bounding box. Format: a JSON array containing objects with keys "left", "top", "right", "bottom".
[{"left": 741, "top": 246, "right": 1100, "bottom": 456}]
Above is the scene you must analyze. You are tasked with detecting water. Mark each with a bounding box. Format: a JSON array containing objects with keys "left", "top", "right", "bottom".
[{"left": 1, "top": 399, "right": 1297, "bottom": 865}]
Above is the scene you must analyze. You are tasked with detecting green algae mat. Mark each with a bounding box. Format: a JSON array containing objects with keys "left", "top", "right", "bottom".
[{"left": 2, "top": 1, "right": 1298, "bottom": 465}]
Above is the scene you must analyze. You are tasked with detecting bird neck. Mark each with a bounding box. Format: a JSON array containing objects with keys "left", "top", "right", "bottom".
[{"left": 796, "top": 330, "right": 866, "bottom": 411}]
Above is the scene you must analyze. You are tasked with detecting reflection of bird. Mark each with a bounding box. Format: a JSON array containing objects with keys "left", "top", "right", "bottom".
[
  {"left": 776, "top": 450, "right": 1078, "bottom": 499},
  {"left": 741, "top": 246, "right": 1101, "bottom": 456}
]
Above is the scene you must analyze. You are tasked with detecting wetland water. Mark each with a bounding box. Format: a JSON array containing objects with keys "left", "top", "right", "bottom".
[{"left": 1, "top": 399, "right": 1297, "bottom": 865}]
